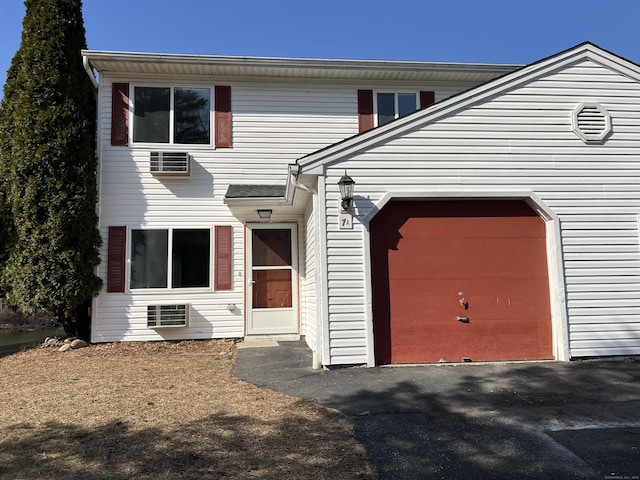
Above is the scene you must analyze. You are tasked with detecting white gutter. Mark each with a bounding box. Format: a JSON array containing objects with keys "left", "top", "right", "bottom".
[
  {"left": 80, "top": 49, "right": 520, "bottom": 84},
  {"left": 81, "top": 49, "right": 520, "bottom": 73}
]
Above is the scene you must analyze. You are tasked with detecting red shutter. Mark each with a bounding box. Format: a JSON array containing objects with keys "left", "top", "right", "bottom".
[
  {"left": 357, "top": 89, "right": 374, "bottom": 133},
  {"left": 111, "top": 83, "right": 129, "bottom": 146},
  {"left": 107, "top": 226, "right": 126, "bottom": 293},
  {"left": 215, "top": 225, "right": 233, "bottom": 290},
  {"left": 215, "top": 86, "right": 232, "bottom": 148},
  {"left": 420, "top": 91, "right": 436, "bottom": 109}
]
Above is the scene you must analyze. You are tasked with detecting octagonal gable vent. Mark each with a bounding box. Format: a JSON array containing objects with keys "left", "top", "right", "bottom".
[{"left": 572, "top": 102, "right": 611, "bottom": 144}]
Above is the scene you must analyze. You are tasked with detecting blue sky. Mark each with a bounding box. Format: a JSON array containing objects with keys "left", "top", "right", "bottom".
[{"left": 1, "top": 0, "right": 640, "bottom": 91}]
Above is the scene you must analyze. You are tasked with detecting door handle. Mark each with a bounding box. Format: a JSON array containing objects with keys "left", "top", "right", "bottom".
[{"left": 458, "top": 291, "right": 468, "bottom": 309}]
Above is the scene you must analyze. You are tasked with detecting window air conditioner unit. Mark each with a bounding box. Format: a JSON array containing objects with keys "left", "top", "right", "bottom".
[
  {"left": 150, "top": 151, "right": 190, "bottom": 176},
  {"left": 147, "top": 304, "right": 189, "bottom": 328}
]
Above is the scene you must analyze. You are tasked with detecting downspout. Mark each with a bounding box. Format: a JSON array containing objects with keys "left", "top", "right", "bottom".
[
  {"left": 82, "top": 55, "right": 98, "bottom": 89},
  {"left": 288, "top": 163, "right": 317, "bottom": 195},
  {"left": 315, "top": 172, "right": 332, "bottom": 369},
  {"left": 82, "top": 53, "right": 99, "bottom": 343},
  {"left": 290, "top": 164, "right": 322, "bottom": 369},
  {"left": 311, "top": 190, "right": 323, "bottom": 369}
]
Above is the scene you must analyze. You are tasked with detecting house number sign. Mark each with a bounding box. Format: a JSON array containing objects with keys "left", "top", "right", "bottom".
[{"left": 339, "top": 213, "right": 353, "bottom": 230}]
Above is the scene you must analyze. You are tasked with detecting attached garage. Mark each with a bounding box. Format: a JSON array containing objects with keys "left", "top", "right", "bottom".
[
  {"left": 370, "top": 199, "right": 553, "bottom": 364},
  {"left": 296, "top": 43, "right": 640, "bottom": 367}
]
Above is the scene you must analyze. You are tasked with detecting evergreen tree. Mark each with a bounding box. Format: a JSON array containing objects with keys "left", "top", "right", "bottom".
[{"left": 0, "top": 0, "right": 101, "bottom": 339}]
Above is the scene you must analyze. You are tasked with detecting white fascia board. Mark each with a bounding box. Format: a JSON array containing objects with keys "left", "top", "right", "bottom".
[
  {"left": 223, "top": 197, "right": 289, "bottom": 207},
  {"left": 584, "top": 48, "right": 640, "bottom": 84}
]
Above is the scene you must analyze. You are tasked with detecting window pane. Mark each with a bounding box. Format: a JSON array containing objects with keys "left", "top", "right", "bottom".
[
  {"left": 172, "top": 229, "right": 210, "bottom": 288},
  {"left": 398, "top": 93, "right": 417, "bottom": 118},
  {"left": 174, "top": 88, "right": 211, "bottom": 144},
  {"left": 377, "top": 93, "right": 395, "bottom": 126},
  {"left": 252, "top": 269, "right": 292, "bottom": 308},
  {"left": 252, "top": 229, "right": 292, "bottom": 267},
  {"left": 133, "top": 87, "right": 170, "bottom": 143},
  {"left": 131, "top": 230, "right": 168, "bottom": 288}
]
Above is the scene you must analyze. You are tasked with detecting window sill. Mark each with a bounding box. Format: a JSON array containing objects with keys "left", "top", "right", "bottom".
[
  {"left": 129, "top": 143, "right": 216, "bottom": 151},
  {"left": 128, "top": 287, "right": 215, "bottom": 295}
]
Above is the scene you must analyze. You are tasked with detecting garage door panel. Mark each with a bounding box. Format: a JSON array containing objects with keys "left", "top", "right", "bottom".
[
  {"left": 398, "top": 216, "right": 546, "bottom": 239},
  {"left": 371, "top": 200, "right": 553, "bottom": 364},
  {"left": 388, "top": 237, "right": 549, "bottom": 280},
  {"left": 389, "top": 278, "right": 550, "bottom": 321},
  {"left": 391, "top": 317, "right": 553, "bottom": 363}
]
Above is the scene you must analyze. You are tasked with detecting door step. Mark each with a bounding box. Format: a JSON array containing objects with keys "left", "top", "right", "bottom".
[{"left": 237, "top": 334, "right": 301, "bottom": 349}]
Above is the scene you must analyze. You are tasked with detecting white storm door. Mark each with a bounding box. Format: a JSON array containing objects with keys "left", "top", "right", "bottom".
[{"left": 246, "top": 225, "right": 298, "bottom": 335}]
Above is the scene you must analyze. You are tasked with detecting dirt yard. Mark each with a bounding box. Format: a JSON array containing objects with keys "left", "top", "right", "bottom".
[{"left": 0, "top": 341, "right": 375, "bottom": 479}]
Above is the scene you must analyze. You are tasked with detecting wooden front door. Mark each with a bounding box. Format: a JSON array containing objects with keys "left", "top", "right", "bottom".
[
  {"left": 246, "top": 225, "right": 298, "bottom": 335},
  {"left": 371, "top": 200, "right": 553, "bottom": 364}
]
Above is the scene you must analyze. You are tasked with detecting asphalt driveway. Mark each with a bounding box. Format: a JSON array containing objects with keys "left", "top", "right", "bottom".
[{"left": 233, "top": 341, "right": 640, "bottom": 480}]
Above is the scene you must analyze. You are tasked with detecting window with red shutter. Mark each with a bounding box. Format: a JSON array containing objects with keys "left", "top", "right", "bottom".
[
  {"left": 215, "top": 86, "right": 232, "bottom": 148},
  {"left": 129, "top": 228, "right": 211, "bottom": 289},
  {"left": 362, "top": 90, "right": 433, "bottom": 129},
  {"left": 215, "top": 226, "right": 233, "bottom": 290},
  {"left": 357, "top": 89, "right": 374, "bottom": 133},
  {"left": 111, "top": 83, "right": 129, "bottom": 146},
  {"left": 131, "top": 86, "right": 211, "bottom": 145},
  {"left": 420, "top": 91, "right": 436, "bottom": 108},
  {"left": 107, "top": 226, "right": 126, "bottom": 292}
]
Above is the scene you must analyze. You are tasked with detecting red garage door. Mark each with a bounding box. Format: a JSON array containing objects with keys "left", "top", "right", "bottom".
[{"left": 370, "top": 200, "right": 553, "bottom": 364}]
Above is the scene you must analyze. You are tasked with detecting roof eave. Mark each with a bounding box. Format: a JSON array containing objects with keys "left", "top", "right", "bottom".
[
  {"left": 81, "top": 49, "right": 520, "bottom": 82},
  {"left": 82, "top": 49, "right": 520, "bottom": 72}
]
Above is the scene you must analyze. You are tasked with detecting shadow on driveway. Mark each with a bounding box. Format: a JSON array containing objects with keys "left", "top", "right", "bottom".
[{"left": 233, "top": 341, "right": 640, "bottom": 480}]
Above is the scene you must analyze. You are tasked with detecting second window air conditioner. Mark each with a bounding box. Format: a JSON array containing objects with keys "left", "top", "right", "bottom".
[{"left": 150, "top": 151, "right": 190, "bottom": 176}]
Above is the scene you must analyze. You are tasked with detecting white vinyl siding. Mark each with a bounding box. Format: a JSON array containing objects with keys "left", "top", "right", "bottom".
[
  {"left": 301, "top": 198, "right": 318, "bottom": 350},
  {"left": 94, "top": 76, "right": 461, "bottom": 343},
  {"left": 319, "top": 58, "right": 640, "bottom": 364},
  {"left": 96, "top": 81, "right": 352, "bottom": 341}
]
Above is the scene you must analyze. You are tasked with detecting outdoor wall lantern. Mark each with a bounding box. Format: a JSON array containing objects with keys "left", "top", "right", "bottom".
[
  {"left": 257, "top": 209, "right": 272, "bottom": 219},
  {"left": 338, "top": 171, "right": 355, "bottom": 211}
]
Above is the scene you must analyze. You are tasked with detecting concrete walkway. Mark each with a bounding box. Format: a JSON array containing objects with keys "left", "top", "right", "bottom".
[{"left": 233, "top": 341, "right": 640, "bottom": 480}]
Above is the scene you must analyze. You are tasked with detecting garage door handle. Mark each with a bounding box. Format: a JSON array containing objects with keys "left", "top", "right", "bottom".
[
  {"left": 459, "top": 292, "right": 469, "bottom": 309},
  {"left": 456, "top": 316, "right": 469, "bottom": 323}
]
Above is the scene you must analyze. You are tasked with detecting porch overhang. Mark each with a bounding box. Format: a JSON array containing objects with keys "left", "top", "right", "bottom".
[{"left": 224, "top": 169, "right": 311, "bottom": 220}]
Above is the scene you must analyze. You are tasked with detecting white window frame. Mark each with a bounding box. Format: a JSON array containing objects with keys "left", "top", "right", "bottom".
[
  {"left": 127, "top": 226, "right": 213, "bottom": 292},
  {"left": 130, "top": 84, "right": 214, "bottom": 147},
  {"left": 374, "top": 91, "right": 419, "bottom": 127}
]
